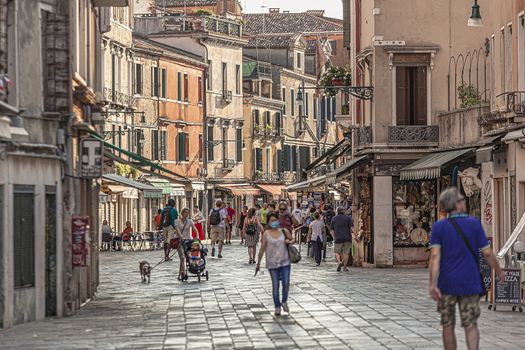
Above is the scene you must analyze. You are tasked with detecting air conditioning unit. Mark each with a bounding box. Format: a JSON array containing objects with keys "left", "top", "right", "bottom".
[{"left": 222, "top": 90, "right": 233, "bottom": 103}]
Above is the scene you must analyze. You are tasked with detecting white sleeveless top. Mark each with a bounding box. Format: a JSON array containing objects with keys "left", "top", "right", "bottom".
[{"left": 265, "top": 230, "right": 290, "bottom": 269}]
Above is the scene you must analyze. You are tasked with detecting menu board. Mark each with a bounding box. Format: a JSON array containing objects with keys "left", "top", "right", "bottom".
[{"left": 492, "top": 269, "right": 522, "bottom": 305}]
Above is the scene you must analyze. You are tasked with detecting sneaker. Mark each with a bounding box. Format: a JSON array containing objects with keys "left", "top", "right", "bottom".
[
  {"left": 274, "top": 307, "right": 281, "bottom": 316},
  {"left": 211, "top": 248, "right": 215, "bottom": 257},
  {"left": 337, "top": 262, "right": 343, "bottom": 272},
  {"left": 218, "top": 254, "right": 223, "bottom": 259},
  {"left": 282, "top": 302, "right": 289, "bottom": 313}
]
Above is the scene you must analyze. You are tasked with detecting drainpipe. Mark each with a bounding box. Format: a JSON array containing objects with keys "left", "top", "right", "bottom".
[{"left": 201, "top": 40, "right": 210, "bottom": 236}]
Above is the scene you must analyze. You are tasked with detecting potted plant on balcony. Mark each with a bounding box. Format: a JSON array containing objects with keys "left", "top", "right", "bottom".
[
  {"left": 320, "top": 65, "right": 352, "bottom": 97},
  {"left": 457, "top": 82, "right": 481, "bottom": 108}
]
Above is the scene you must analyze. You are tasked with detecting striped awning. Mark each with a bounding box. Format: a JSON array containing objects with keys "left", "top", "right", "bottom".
[
  {"left": 103, "top": 174, "right": 163, "bottom": 199},
  {"left": 217, "top": 184, "right": 260, "bottom": 196},
  {"left": 400, "top": 148, "right": 475, "bottom": 181}
]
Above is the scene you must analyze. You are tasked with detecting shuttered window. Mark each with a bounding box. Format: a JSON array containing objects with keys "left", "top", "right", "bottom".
[
  {"left": 291, "top": 146, "right": 298, "bottom": 172},
  {"left": 396, "top": 66, "right": 427, "bottom": 125},
  {"left": 177, "top": 132, "right": 189, "bottom": 161},
  {"left": 134, "top": 63, "right": 143, "bottom": 95},
  {"left": 14, "top": 185, "right": 35, "bottom": 289},
  {"left": 236, "top": 128, "right": 242, "bottom": 162},
  {"left": 276, "top": 149, "right": 283, "bottom": 174},
  {"left": 177, "top": 72, "right": 182, "bottom": 101},
  {"left": 151, "top": 66, "right": 159, "bottom": 97},
  {"left": 255, "top": 148, "right": 263, "bottom": 172},
  {"left": 253, "top": 110, "right": 260, "bottom": 130},
  {"left": 151, "top": 129, "right": 159, "bottom": 160},
  {"left": 290, "top": 89, "right": 295, "bottom": 116},
  {"left": 305, "top": 92, "right": 310, "bottom": 117},
  {"left": 274, "top": 112, "right": 281, "bottom": 131},
  {"left": 283, "top": 145, "right": 291, "bottom": 171},
  {"left": 161, "top": 130, "right": 167, "bottom": 160},
  {"left": 282, "top": 88, "right": 287, "bottom": 115},
  {"left": 161, "top": 68, "right": 167, "bottom": 98},
  {"left": 183, "top": 73, "right": 189, "bottom": 102},
  {"left": 198, "top": 77, "right": 203, "bottom": 104},
  {"left": 207, "top": 126, "right": 214, "bottom": 161}
]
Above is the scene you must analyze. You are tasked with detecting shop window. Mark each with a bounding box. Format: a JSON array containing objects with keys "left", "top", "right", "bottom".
[
  {"left": 396, "top": 66, "right": 427, "bottom": 125},
  {"left": 392, "top": 179, "right": 436, "bottom": 247},
  {"left": 14, "top": 185, "right": 35, "bottom": 289}
]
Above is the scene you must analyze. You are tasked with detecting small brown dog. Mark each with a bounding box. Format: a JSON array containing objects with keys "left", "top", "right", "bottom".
[{"left": 139, "top": 261, "right": 151, "bottom": 283}]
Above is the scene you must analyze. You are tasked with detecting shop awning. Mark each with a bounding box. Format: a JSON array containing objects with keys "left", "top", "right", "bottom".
[
  {"left": 501, "top": 129, "right": 525, "bottom": 143},
  {"left": 304, "top": 140, "right": 349, "bottom": 172},
  {"left": 217, "top": 184, "right": 260, "bottom": 196},
  {"left": 400, "top": 148, "right": 475, "bottom": 181},
  {"left": 102, "top": 174, "right": 163, "bottom": 198},
  {"left": 476, "top": 136, "right": 503, "bottom": 164},
  {"left": 256, "top": 184, "right": 285, "bottom": 197},
  {"left": 191, "top": 181, "right": 206, "bottom": 191},
  {"left": 88, "top": 131, "right": 189, "bottom": 183},
  {"left": 285, "top": 175, "right": 327, "bottom": 192},
  {"left": 147, "top": 178, "right": 173, "bottom": 195},
  {"left": 326, "top": 155, "right": 368, "bottom": 183}
]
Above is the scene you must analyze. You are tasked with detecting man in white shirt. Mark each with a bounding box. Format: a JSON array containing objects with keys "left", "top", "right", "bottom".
[{"left": 208, "top": 200, "right": 227, "bottom": 258}]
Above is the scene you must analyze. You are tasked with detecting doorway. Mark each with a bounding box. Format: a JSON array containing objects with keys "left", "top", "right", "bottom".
[{"left": 45, "top": 187, "right": 57, "bottom": 317}]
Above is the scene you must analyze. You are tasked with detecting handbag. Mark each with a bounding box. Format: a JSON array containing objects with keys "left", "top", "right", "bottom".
[
  {"left": 448, "top": 218, "right": 486, "bottom": 297},
  {"left": 288, "top": 244, "right": 302, "bottom": 264},
  {"left": 170, "top": 237, "right": 181, "bottom": 250}
]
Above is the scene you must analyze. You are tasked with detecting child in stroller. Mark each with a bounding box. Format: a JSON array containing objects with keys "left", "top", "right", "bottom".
[{"left": 182, "top": 240, "right": 209, "bottom": 282}]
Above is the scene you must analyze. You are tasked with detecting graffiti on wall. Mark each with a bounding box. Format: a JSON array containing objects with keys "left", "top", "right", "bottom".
[{"left": 482, "top": 180, "right": 493, "bottom": 226}]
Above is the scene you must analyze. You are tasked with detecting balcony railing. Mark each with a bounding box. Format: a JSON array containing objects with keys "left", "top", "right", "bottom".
[
  {"left": 255, "top": 171, "right": 295, "bottom": 184},
  {"left": 496, "top": 91, "right": 525, "bottom": 115},
  {"left": 388, "top": 125, "right": 439, "bottom": 145},
  {"left": 253, "top": 126, "right": 283, "bottom": 142},
  {"left": 103, "top": 87, "right": 136, "bottom": 107},
  {"left": 357, "top": 126, "right": 372, "bottom": 145}
]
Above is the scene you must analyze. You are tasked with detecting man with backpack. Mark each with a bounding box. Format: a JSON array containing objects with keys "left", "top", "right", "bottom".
[
  {"left": 208, "top": 200, "right": 227, "bottom": 258},
  {"left": 161, "top": 199, "right": 179, "bottom": 261},
  {"left": 429, "top": 188, "right": 504, "bottom": 350}
]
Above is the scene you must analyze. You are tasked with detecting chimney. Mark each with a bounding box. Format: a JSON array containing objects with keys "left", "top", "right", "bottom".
[
  {"left": 306, "top": 10, "right": 326, "bottom": 16},
  {"left": 269, "top": 8, "right": 280, "bottom": 13}
]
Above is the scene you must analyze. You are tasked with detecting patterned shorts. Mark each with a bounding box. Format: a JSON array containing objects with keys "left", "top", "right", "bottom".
[{"left": 437, "top": 294, "right": 481, "bottom": 328}]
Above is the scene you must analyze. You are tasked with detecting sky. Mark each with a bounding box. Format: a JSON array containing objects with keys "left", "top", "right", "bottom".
[{"left": 241, "top": 0, "right": 343, "bottom": 19}]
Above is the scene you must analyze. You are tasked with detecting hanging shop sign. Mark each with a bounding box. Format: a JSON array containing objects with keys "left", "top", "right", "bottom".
[
  {"left": 80, "top": 138, "right": 103, "bottom": 179},
  {"left": 122, "top": 188, "right": 139, "bottom": 199},
  {"left": 72, "top": 216, "right": 89, "bottom": 267}
]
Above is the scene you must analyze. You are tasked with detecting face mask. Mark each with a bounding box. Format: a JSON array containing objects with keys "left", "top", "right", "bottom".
[{"left": 269, "top": 221, "right": 280, "bottom": 229}]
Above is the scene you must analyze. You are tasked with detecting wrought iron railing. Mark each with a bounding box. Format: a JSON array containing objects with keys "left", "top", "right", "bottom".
[
  {"left": 252, "top": 126, "right": 283, "bottom": 141},
  {"left": 388, "top": 125, "right": 439, "bottom": 144},
  {"left": 496, "top": 91, "right": 525, "bottom": 115},
  {"left": 103, "top": 87, "right": 136, "bottom": 107}
]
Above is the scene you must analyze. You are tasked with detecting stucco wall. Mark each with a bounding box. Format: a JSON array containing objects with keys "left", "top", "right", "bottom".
[
  {"left": 373, "top": 176, "right": 394, "bottom": 267},
  {"left": 437, "top": 105, "right": 489, "bottom": 148}
]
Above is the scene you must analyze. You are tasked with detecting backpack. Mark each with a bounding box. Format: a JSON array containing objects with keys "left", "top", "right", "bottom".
[
  {"left": 161, "top": 207, "right": 173, "bottom": 228},
  {"left": 246, "top": 222, "right": 257, "bottom": 236},
  {"left": 209, "top": 208, "right": 221, "bottom": 226}
]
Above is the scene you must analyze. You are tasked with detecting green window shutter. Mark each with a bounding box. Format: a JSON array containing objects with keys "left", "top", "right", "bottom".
[
  {"left": 236, "top": 129, "right": 242, "bottom": 162},
  {"left": 161, "top": 69, "right": 166, "bottom": 98},
  {"left": 207, "top": 126, "right": 214, "bottom": 161},
  {"left": 178, "top": 72, "right": 182, "bottom": 101}
]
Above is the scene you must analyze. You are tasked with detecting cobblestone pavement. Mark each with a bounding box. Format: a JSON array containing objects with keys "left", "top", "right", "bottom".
[{"left": 1, "top": 241, "right": 524, "bottom": 349}]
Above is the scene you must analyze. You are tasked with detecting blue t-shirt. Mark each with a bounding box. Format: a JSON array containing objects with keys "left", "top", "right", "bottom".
[
  {"left": 330, "top": 215, "right": 354, "bottom": 244},
  {"left": 430, "top": 215, "right": 490, "bottom": 296}
]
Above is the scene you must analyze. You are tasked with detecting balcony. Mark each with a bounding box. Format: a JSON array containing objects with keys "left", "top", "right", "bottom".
[
  {"left": 253, "top": 125, "right": 283, "bottom": 143},
  {"left": 388, "top": 125, "right": 439, "bottom": 146},
  {"left": 103, "top": 87, "right": 136, "bottom": 107},
  {"left": 221, "top": 90, "right": 233, "bottom": 104},
  {"left": 496, "top": 91, "right": 525, "bottom": 115}
]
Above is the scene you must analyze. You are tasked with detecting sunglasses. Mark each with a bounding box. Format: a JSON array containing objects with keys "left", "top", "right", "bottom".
[{"left": 279, "top": 208, "right": 286, "bottom": 211}]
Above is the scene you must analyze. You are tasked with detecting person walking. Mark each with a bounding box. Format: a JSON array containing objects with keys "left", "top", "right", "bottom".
[
  {"left": 243, "top": 208, "right": 264, "bottom": 264},
  {"left": 255, "top": 212, "right": 294, "bottom": 316},
  {"left": 208, "top": 200, "right": 227, "bottom": 258},
  {"left": 161, "top": 199, "right": 179, "bottom": 261},
  {"left": 238, "top": 205, "right": 248, "bottom": 245},
  {"left": 225, "top": 202, "right": 236, "bottom": 245},
  {"left": 153, "top": 209, "right": 162, "bottom": 231},
  {"left": 307, "top": 212, "right": 325, "bottom": 266},
  {"left": 277, "top": 202, "right": 300, "bottom": 234},
  {"left": 260, "top": 203, "right": 268, "bottom": 226},
  {"left": 101, "top": 220, "right": 112, "bottom": 251},
  {"left": 331, "top": 207, "right": 354, "bottom": 271},
  {"left": 429, "top": 188, "right": 504, "bottom": 350},
  {"left": 192, "top": 206, "right": 205, "bottom": 240},
  {"left": 175, "top": 208, "right": 199, "bottom": 280}
]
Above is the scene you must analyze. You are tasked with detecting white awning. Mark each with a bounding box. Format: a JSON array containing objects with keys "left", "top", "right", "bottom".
[{"left": 501, "top": 129, "right": 525, "bottom": 143}]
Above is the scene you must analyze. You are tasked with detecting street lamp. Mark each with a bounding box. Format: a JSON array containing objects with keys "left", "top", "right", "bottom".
[
  {"left": 296, "top": 87, "right": 304, "bottom": 108},
  {"left": 468, "top": 0, "right": 483, "bottom": 27}
]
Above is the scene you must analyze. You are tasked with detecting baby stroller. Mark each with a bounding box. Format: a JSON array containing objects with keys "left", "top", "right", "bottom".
[{"left": 181, "top": 240, "right": 209, "bottom": 282}]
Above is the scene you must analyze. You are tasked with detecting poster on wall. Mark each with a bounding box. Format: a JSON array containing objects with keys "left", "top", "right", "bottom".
[{"left": 72, "top": 216, "right": 89, "bottom": 267}]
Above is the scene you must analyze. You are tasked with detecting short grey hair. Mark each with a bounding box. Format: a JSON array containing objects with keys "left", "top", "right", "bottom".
[
  {"left": 337, "top": 207, "right": 346, "bottom": 215},
  {"left": 439, "top": 187, "right": 459, "bottom": 213}
]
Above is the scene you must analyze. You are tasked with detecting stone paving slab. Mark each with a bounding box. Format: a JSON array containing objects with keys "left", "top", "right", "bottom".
[{"left": 0, "top": 241, "right": 524, "bottom": 349}]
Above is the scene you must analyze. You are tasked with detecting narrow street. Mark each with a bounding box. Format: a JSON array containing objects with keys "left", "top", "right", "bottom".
[{"left": 0, "top": 242, "right": 522, "bottom": 350}]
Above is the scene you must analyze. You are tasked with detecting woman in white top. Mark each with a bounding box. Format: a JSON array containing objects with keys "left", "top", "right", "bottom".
[
  {"left": 175, "top": 208, "right": 198, "bottom": 280},
  {"left": 192, "top": 206, "right": 205, "bottom": 240},
  {"left": 256, "top": 212, "right": 294, "bottom": 316},
  {"left": 307, "top": 212, "right": 325, "bottom": 266}
]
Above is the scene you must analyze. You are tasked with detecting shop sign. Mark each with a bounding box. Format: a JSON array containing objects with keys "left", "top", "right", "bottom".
[
  {"left": 72, "top": 216, "right": 89, "bottom": 267},
  {"left": 123, "top": 188, "right": 139, "bottom": 199},
  {"left": 80, "top": 138, "right": 103, "bottom": 179}
]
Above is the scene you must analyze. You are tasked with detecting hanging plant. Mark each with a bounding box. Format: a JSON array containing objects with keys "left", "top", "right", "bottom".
[{"left": 319, "top": 65, "right": 352, "bottom": 97}]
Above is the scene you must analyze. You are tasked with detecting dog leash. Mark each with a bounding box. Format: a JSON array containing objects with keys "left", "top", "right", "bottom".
[{"left": 151, "top": 249, "right": 179, "bottom": 270}]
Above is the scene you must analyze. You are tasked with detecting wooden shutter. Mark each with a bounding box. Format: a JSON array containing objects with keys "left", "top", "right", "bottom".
[
  {"left": 161, "top": 68, "right": 167, "bottom": 98},
  {"left": 13, "top": 186, "right": 35, "bottom": 289},
  {"left": 177, "top": 72, "right": 182, "bottom": 101},
  {"left": 274, "top": 112, "right": 281, "bottom": 131},
  {"left": 276, "top": 149, "right": 283, "bottom": 174},
  {"left": 255, "top": 148, "right": 263, "bottom": 172},
  {"left": 291, "top": 146, "right": 298, "bottom": 171},
  {"left": 416, "top": 67, "right": 427, "bottom": 125},
  {"left": 236, "top": 129, "right": 242, "bottom": 162},
  {"left": 151, "top": 129, "right": 159, "bottom": 160},
  {"left": 207, "top": 126, "right": 214, "bottom": 161},
  {"left": 198, "top": 76, "right": 203, "bottom": 103},
  {"left": 396, "top": 67, "right": 409, "bottom": 125},
  {"left": 185, "top": 133, "right": 189, "bottom": 161},
  {"left": 184, "top": 74, "right": 189, "bottom": 102}
]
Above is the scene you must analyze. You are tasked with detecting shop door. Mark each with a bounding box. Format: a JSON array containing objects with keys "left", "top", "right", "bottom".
[{"left": 45, "top": 188, "right": 57, "bottom": 317}]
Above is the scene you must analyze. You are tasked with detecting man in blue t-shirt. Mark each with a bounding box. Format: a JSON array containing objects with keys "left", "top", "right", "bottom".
[{"left": 429, "top": 188, "right": 504, "bottom": 350}]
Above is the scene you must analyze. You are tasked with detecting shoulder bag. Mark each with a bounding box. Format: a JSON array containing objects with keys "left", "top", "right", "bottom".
[
  {"left": 448, "top": 218, "right": 486, "bottom": 297},
  {"left": 282, "top": 229, "right": 301, "bottom": 263}
]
